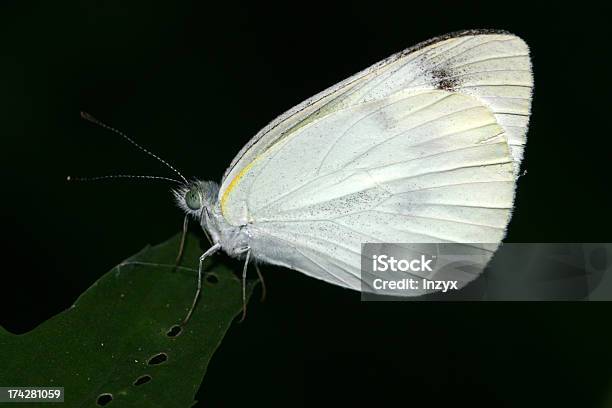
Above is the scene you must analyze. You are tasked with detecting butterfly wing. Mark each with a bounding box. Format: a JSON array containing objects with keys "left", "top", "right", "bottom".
[
  {"left": 218, "top": 31, "right": 532, "bottom": 292},
  {"left": 221, "top": 30, "right": 532, "bottom": 195}
]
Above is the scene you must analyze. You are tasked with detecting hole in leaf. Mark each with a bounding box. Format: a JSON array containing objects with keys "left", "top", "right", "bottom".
[
  {"left": 133, "top": 375, "right": 152, "bottom": 386},
  {"left": 148, "top": 352, "right": 168, "bottom": 365},
  {"left": 166, "top": 325, "right": 182, "bottom": 337},
  {"left": 97, "top": 393, "right": 113, "bottom": 406},
  {"left": 206, "top": 274, "right": 218, "bottom": 284}
]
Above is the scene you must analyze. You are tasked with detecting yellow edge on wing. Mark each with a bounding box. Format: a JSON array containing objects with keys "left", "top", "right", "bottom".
[
  {"left": 220, "top": 159, "right": 257, "bottom": 216},
  {"left": 219, "top": 129, "right": 291, "bottom": 217},
  {"left": 219, "top": 91, "right": 361, "bottom": 217}
]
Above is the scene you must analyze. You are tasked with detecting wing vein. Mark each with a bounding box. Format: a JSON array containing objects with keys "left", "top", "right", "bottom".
[
  {"left": 255, "top": 143, "right": 511, "bottom": 216},
  {"left": 450, "top": 54, "right": 530, "bottom": 70},
  {"left": 337, "top": 105, "right": 490, "bottom": 171},
  {"left": 355, "top": 209, "right": 505, "bottom": 229}
]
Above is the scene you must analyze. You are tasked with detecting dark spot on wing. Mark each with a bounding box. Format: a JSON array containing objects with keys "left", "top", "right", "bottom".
[{"left": 431, "top": 68, "right": 460, "bottom": 92}]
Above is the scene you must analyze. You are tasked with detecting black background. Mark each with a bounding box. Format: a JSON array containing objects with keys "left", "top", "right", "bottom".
[{"left": 1, "top": 1, "right": 611, "bottom": 407}]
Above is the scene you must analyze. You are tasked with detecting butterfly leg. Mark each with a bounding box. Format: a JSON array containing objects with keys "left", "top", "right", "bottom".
[
  {"left": 255, "top": 263, "right": 266, "bottom": 302},
  {"left": 175, "top": 214, "right": 190, "bottom": 266},
  {"left": 239, "top": 249, "right": 251, "bottom": 322},
  {"left": 181, "top": 242, "right": 221, "bottom": 326},
  {"left": 199, "top": 207, "right": 213, "bottom": 245}
]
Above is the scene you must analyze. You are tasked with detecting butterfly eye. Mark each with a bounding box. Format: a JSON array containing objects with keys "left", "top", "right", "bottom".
[{"left": 185, "top": 189, "right": 202, "bottom": 211}]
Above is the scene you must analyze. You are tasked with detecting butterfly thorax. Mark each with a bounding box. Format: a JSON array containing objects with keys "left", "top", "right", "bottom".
[
  {"left": 205, "top": 203, "right": 250, "bottom": 257},
  {"left": 174, "top": 180, "right": 250, "bottom": 258}
]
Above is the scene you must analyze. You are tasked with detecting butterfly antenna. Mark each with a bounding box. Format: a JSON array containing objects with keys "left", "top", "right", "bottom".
[
  {"left": 66, "top": 174, "right": 182, "bottom": 183},
  {"left": 80, "top": 111, "right": 188, "bottom": 184}
]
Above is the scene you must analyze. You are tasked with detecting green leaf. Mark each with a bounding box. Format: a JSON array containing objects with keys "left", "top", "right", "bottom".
[{"left": 0, "top": 233, "right": 252, "bottom": 407}]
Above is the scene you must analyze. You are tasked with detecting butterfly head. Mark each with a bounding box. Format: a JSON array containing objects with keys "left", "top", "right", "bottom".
[{"left": 174, "top": 180, "right": 220, "bottom": 218}]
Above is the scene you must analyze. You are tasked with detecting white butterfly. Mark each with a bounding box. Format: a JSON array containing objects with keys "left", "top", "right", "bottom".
[
  {"left": 80, "top": 30, "right": 533, "bottom": 322},
  {"left": 168, "top": 29, "right": 533, "bottom": 320}
]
